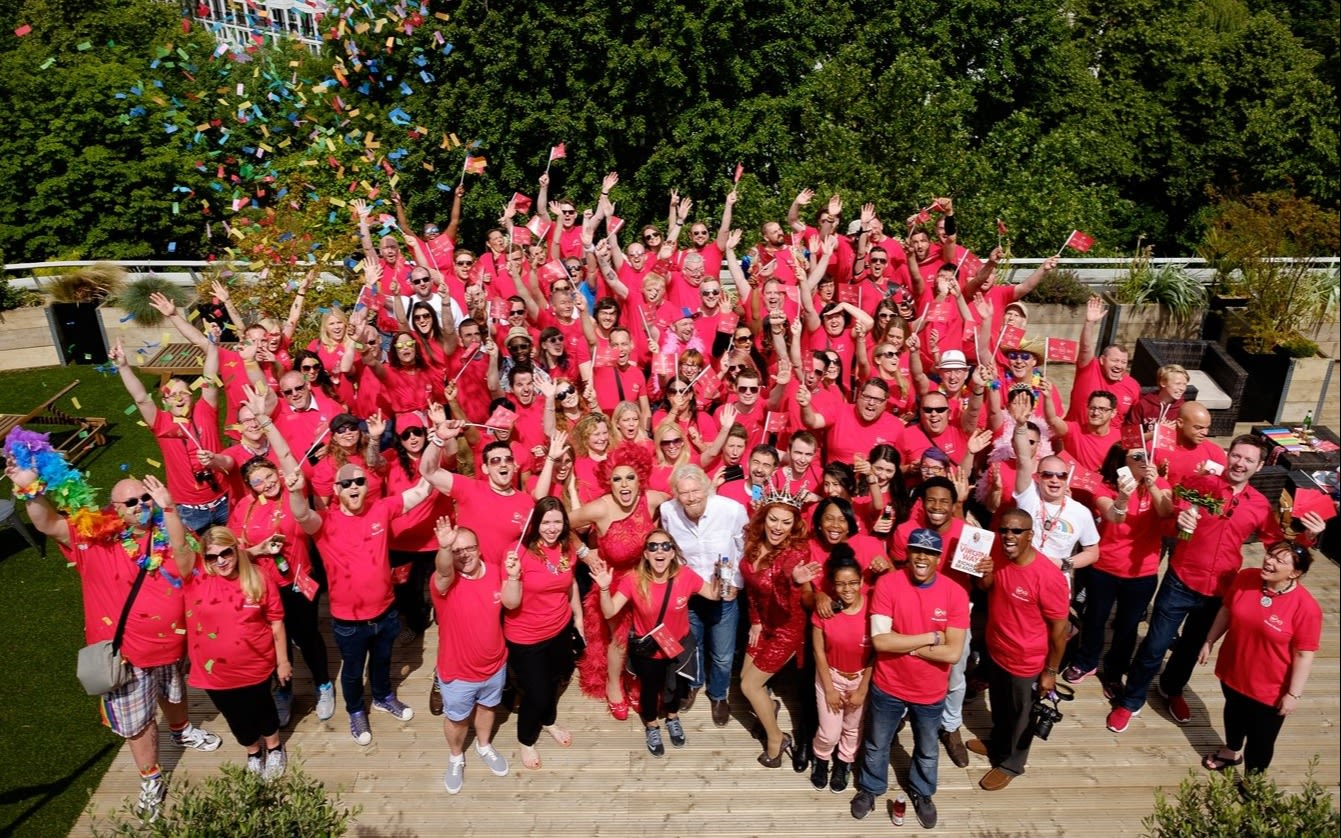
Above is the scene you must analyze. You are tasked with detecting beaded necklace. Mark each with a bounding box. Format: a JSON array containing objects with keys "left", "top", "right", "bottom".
[{"left": 119, "top": 510, "right": 171, "bottom": 573}]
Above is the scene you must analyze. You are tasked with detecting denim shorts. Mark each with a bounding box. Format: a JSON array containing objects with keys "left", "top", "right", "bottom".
[{"left": 437, "top": 666, "right": 507, "bottom": 721}]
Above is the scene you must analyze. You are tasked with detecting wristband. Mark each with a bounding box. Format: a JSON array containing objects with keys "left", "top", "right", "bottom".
[
  {"left": 1044, "top": 667, "right": 1059, "bottom": 675},
  {"left": 576, "top": 544, "right": 590, "bottom": 559},
  {"left": 161, "top": 506, "right": 178, "bottom": 514},
  {"left": 429, "top": 432, "right": 445, "bottom": 448},
  {"left": 1288, "top": 692, "right": 1301, "bottom": 699},
  {"left": 598, "top": 585, "right": 610, "bottom": 592}
]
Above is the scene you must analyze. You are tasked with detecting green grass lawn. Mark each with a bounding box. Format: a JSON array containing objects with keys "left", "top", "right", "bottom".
[{"left": 0, "top": 364, "right": 168, "bottom": 837}]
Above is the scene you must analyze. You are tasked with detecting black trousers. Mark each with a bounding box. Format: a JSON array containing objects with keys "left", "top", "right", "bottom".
[
  {"left": 207, "top": 677, "right": 279, "bottom": 748},
  {"left": 988, "top": 668, "right": 1039, "bottom": 776},
  {"left": 390, "top": 549, "right": 436, "bottom": 634},
  {"left": 507, "top": 621, "right": 577, "bottom": 746},
  {"left": 1222, "top": 682, "right": 1288, "bottom": 773},
  {"left": 628, "top": 653, "right": 687, "bottom": 725},
  {"left": 279, "top": 583, "right": 331, "bottom": 687}
]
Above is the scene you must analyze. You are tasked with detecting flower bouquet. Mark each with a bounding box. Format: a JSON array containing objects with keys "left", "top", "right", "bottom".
[{"left": 1173, "top": 485, "right": 1224, "bottom": 541}]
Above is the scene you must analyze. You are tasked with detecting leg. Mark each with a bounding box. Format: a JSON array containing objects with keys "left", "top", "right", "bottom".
[
  {"left": 994, "top": 672, "right": 1039, "bottom": 776},
  {"left": 1218, "top": 681, "right": 1249, "bottom": 760},
  {"left": 704, "top": 598, "right": 740, "bottom": 702},
  {"left": 507, "top": 640, "right": 547, "bottom": 748},
  {"left": 472, "top": 703, "right": 499, "bottom": 748},
  {"left": 1120, "top": 571, "right": 1197, "bottom": 712},
  {"left": 605, "top": 616, "right": 627, "bottom": 706},
  {"left": 856, "top": 684, "right": 904, "bottom": 797},
  {"left": 687, "top": 600, "right": 708, "bottom": 691},
  {"left": 812, "top": 669, "right": 844, "bottom": 761},
  {"left": 443, "top": 715, "right": 470, "bottom": 756},
  {"left": 1103, "top": 574, "right": 1158, "bottom": 682},
  {"left": 367, "top": 610, "right": 400, "bottom": 702},
  {"left": 1159, "top": 594, "right": 1221, "bottom": 698},
  {"left": 838, "top": 685, "right": 867, "bottom": 764},
  {"left": 740, "top": 656, "right": 784, "bottom": 756},
  {"left": 281, "top": 585, "right": 332, "bottom": 686},
  {"left": 942, "top": 625, "right": 972, "bottom": 732},
  {"left": 906, "top": 699, "right": 946, "bottom": 799},
  {"left": 1234, "top": 686, "right": 1287, "bottom": 774},
  {"left": 1073, "top": 569, "right": 1119, "bottom": 674},
  {"left": 628, "top": 653, "right": 667, "bottom": 725},
  {"left": 331, "top": 620, "right": 374, "bottom": 714}
]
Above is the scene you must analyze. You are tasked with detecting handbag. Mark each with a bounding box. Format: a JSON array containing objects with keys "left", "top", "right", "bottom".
[
  {"left": 76, "top": 545, "right": 152, "bottom": 696},
  {"left": 627, "top": 578, "right": 675, "bottom": 659}
]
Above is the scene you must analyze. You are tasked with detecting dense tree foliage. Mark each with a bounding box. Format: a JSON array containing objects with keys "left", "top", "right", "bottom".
[{"left": 0, "top": 0, "right": 1335, "bottom": 264}]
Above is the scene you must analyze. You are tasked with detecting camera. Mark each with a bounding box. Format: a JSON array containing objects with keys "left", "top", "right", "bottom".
[
  {"left": 193, "top": 469, "right": 221, "bottom": 491},
  {"left": 1030, "top": 694, "right": 1064, "bottom": 741}
]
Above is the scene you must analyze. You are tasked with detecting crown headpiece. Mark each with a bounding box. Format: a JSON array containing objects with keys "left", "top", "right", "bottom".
[{"left": 758, "top": 479, "right": 808, "bottom": 510}]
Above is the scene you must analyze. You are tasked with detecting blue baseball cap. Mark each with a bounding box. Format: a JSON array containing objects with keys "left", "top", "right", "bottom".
[{"left": 907, "top": 528, "right": 944, "bottom": 555}]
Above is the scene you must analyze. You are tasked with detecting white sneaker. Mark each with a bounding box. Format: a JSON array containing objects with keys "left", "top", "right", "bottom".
[
  {"left": 135, "top": 775, "right": 166, "bottom": 821},
  {"left": 172, "top": 723, "right": 222, "bottom": 752},
  {"left": 263, "top": 746, "right": 287, "bottom": 781},
  {"left": 476, "top": 743, "right": 509, "bottom": 777},
  {"left": 246, "top": 752, "right": 264, "bottom": 776},
  {"left": 316, "top": 682, "right": 336, "bottom": 721},
  {"left": 443, "top": 757, "right": 465, "bottom": 794}
]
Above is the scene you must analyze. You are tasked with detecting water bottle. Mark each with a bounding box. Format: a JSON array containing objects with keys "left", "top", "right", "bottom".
[
  {"left": 892, "top": 793, "right": 907, "bottom": 826},
  {"left": 719, "top": 555, "right": 733, "bottom": 598}
]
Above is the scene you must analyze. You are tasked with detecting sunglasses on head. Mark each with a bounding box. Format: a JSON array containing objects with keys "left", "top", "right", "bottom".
[
  {"left": 204, "top": 547, "right": 236, "bottom": 563},
  {"left": 335, "top": 476, "right": 368, "bottom": 489},
  {"left": 116, "top": 493, "right": 154, "bottom": 509},
  {"left": 645, "top": 541, "right": 675, "bottom": 553},
  {"left": 399, "top": 427, "right": 427, "bottom": 440},
  {"left": 998, "top": 526, "right": 1031, "bottom": 535}
]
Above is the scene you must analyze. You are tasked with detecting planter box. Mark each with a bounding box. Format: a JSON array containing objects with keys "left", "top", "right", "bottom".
[
  {"left": 99, "top": 306, "right": 182, "bottom": 357},
  {"left": 1228, "top": 340, "right": 1336, "bottom": 424},
  {"left": 46, "top": 302, "right": 110, "bottom": 365},
  {"left": 1099, "top": 293, "right": 1202, "bottom": 350}
]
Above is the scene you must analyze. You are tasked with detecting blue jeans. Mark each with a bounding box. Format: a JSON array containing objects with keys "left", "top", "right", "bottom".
[
  {"left": 857, "top": 683, "right": 944, "bottom": 800},
  {"left": 688, "top": 596, "right": 738, "bottom": 701},
  {"left": 177, "top": 496, "right": 229, "bottom": 535},
  {"left": 1119, "top": 569, "right": 1220, "bottom": 712},
  {"left": 942, "top": 625, "right": 971, "bottom": 732},
  {"left": 1071, "top": 569, "right": 1158, "bottom": 682},
  {"left": 331, "top": 608, "right": 400, "bottom": 715}
]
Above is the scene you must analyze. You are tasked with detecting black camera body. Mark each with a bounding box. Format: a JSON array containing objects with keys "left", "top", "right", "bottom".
[{"left": 1031, "top": 695, "right": 1064, "bottom": 741}]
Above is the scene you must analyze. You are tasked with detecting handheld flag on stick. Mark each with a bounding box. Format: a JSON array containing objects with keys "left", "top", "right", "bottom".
[
  {"left": 1055, "top": 229, "right": 1094, "bottom": 257},
  {"left": 544, "top": 143, "right": 566, "bottom": 175}
]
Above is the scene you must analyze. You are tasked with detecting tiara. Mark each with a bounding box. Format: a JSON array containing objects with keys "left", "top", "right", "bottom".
[{"left": 759, "top": 480, "right": 808, "bottom": 510}]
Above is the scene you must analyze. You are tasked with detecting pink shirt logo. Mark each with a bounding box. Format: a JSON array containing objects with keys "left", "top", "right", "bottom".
[
  {"left": 1265, "top": 614, "right": 1285, "bottom": 632},
  {"left": 1011, "top": 585, "right": 1033, "bottom": 603}
]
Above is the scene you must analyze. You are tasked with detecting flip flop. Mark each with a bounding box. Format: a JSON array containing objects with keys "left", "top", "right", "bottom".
[{"left": 1202, "top": 752, "right": 1243, "bottom": 771}]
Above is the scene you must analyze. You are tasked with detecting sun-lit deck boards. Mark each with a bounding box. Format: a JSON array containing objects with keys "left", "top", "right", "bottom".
[{"left": 73, "top": 545, "right": 1339, "bottom": 837}]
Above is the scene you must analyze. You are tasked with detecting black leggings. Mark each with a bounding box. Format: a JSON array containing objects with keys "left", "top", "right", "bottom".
[
  {"left": 507, "top": 622, "right": 577, "bottom": 746},
  {"left": 1222, "top": 682, "right": 1288, "bottom": 773},
  {"left": 628, "top": 653, "right": 687, "bottom": 725},
  {"left": 207, "top": 678, "right": 279, "bottom": 748},
  {"left": 390, "top": 549, "right": 436, "bottom": 634},
  {"left": 280, "top": 584, "right": 331, "bottom": 686}
]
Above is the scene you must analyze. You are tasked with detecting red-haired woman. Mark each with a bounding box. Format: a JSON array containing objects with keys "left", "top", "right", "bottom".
[
  {"left": 740, "top": 496, "right": 822, "bottom": 767},
  {"left": 568, "top": 444, "right": 670, "bottom": 719}
]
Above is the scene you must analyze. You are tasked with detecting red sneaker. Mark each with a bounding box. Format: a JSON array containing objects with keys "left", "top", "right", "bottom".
[
  {"left": 1106, "top": 706, "right": 1140, "bottom": 733},
  {"left": 1159, "top": 687, "right": 1192, "bottom": 724}
]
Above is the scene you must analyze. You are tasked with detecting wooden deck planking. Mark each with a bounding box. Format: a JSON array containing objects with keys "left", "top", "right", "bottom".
[{"left": 72, "top": 546, "right": 1340, "bottom": 837}]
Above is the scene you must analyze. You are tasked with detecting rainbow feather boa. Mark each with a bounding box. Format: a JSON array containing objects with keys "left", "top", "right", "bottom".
[{"left": 4, "top": 427, "right": 117, "bottom": 538}]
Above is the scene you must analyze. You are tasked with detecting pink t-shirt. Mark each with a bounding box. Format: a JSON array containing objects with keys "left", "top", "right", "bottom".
[
  {"left": 433, "top": 562, "right": 507, "bottom": 681},
  {"left": 183, "top": 556, "right": 284, "bottom": 690},
  {"left": 869, "top": 569, "right": 969, "bottom": 703}
]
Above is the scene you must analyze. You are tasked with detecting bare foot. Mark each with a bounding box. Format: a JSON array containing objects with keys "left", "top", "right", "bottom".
[
  {"left": 544, "top": 725, "right": 572, "bottom": 747},
  {"left": 521, "top": 744, "right": 541, "bottom": 770}
]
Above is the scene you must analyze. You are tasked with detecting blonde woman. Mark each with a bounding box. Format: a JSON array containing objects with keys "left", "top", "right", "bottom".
[
  {"left": 650, "top": 419, "right": 695, "bottom": 494},
  {"left": 154, "top": 476, "right": 290, "bottom": 780}
]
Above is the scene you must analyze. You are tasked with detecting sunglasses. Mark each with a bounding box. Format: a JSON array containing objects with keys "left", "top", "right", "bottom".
[
  {"left": 394, "top": 341, "right": 416, "bottom": 349},
  {"left": 645, "top": 541, "right": 675, "bottom": 553},
  {"left": 116, "top": 493, "right": 154, "bottom": 509},
  {"left": 204, "top": 547, "right": 236, "bottom": 563},
  {"left": 1128, "top": 451, "right": 1147, "bottom": 462},
  {"left": 556, "top": 388, "right": 575, "bottom": 400},
  {"left": 561, "top": 209, "right": 577, "bottom": 215},
  {"left": 660, "top": 437, "right": 686, "bottom": 446},
  {"left": 281, "top": 385, "right": 308, "bottom": 395},
  {"left": 509, "top": 308, "right": 526, "bottom": 316},
  {"left": 733, "top": 335, "right": 752, "bottom": 343},
  {"left": 702, "top": 289, "right": 721, "bottom": 297},
  {"left": 1039, "top": 470, "right": 1069, "bottom": 480},
  {"left": 545, "top": 335, "right": 564, "bottom": 343},
  {"left": 998, "top": 527, "right": 1031, "bottom": 535},
  {"left": 1005, "top": 351, "right": 1033, "bottom": 361},
  {"left": 486, "top": 455, "right": 515, "bottom": 465},
  {"left": 508, "top": 343, "right": 530, "bottom": 352},
  {"left": 455, "top": 259, "right": 474, "bottom": 267},
  {"left": 413, "top": 313, "right": 433, "bottom": 319},
  {"left": 335, "top": 476, "right": 368, "bottom": 489},
  {"left": 299, "top": 363, "right": 321, "bottom": 372},
  {"left": 332, "top": 423, "right": 361, "bottom": 434},
  {"left": 667, "top": 388, "right": 689, "bottom": 396},
  {"left": 876, "top": 351, "right": 897, "bottom": 358},
  {"left": 412, "top": 277, "right": 432, "bottom": 285},
  {"left": 736, "top": 385, "right": 759, "bottom": 394},
  {"left": 399, "top": 427, "right": 427, "bottom": 440},
  {"left": 921, "top": 406, "right": 949, "bottom": 414}
]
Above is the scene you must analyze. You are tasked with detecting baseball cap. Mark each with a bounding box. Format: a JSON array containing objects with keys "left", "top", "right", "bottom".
[
  {"left": 1004, "top": 300, "right": 1028, "bottom": 319},
  {"left": 846, "top": 219, "right": 864, "bottom": 236},
  {"left": 908, "top": 528, "right": 944, "bottom": 555},
  {"left": 938, "top": 350, "right": 969, "bottom": 370},
  {"left": 330, "top": 413, "right": 361, "bottom": 433}
]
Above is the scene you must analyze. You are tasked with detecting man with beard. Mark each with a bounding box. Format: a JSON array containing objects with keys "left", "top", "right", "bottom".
[{"left": 798, "top": 378, "right": 905, "bottom": 467}]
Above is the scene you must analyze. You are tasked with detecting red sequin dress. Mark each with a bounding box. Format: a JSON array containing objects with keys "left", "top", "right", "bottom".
[
  {"left": 577, "top": 495, "right": 658, "bottom": 699},
  {"left": 740, "top": 545, "right": 809, "bottom": 674}
]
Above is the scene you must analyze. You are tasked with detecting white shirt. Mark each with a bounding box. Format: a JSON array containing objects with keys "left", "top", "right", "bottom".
[
  {"left": 400, "top": 292, "right": 467, "bottom": 330},
  {"left": 659, "top": 494, "right": 749, "bottom": 589},
  {"left": 1015, "top": 482, "right": 1100, "bottom": 566}
]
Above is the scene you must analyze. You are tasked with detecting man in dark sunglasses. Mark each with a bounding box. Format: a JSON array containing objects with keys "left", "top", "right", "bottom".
[{"left": 287, "top": 463, "right": 437, "bottom": 747}]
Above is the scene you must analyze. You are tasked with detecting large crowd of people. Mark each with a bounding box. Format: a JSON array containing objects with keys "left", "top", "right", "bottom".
[{"left": 3, "top": 174, "right": 1329, "bottom": 827}]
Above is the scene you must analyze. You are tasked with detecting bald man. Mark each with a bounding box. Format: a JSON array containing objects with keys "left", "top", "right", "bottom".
[
  {"left": 11, "top": 469, "right": 221, "bottom": 820},
  {"left": 1156, "top": 402, "right": 1228, "bottom": 485}
]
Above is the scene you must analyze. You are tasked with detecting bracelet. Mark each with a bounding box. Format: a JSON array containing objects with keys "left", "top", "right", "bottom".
[
  {"left": 506, "top": 575, "right": 521, "bottom": 582},
  {"left": 429, "top": 432, "right": 445, "bottom": 448},
  {"left": 1044, "top": 667, "right": 1059, "bottom": 675},
  {"left": 598, "top": 585, "right": 609, "bottom": 592},
  {"left": 1288, "top": 692, "right": 1301, "bottom": 699},
  {"left": 576, "top": 544, "right": 590, "bottom": 559},
  {"left": 162, "top": 506, "right": 178, "bottom": 514},
  {"left": 1113, "top": 505, "right": 1128, "bottom": 515},
  {"left": 295, "top": 293, "right": 306, "bottom": 297},
  {"left": 601, "top": 192, "right": 610, "bottom": 197}
]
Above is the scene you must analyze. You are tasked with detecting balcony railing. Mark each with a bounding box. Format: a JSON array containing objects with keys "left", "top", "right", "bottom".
[{"left": 191, "top": 0, "right": 328, "bottom": 51}]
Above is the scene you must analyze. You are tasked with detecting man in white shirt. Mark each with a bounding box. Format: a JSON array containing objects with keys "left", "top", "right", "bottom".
[
  {"left": 1010, "top": 404, "right": 1101, "bottom": 573},
  {"left": 659, "top": 464, "right": 748, "bottom": 727}
]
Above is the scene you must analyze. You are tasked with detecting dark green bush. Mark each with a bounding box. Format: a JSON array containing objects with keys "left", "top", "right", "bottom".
[{"left": 1022, "top": 267, "right": 1091, "bottom": 308}]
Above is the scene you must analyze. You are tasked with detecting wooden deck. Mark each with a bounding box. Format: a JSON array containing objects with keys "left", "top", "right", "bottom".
[{"left": 72, "top": 543, "right": 1339, "bottom": 837}]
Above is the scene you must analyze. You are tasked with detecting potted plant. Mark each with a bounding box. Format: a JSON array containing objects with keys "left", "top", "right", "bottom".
[
  {"left": 42, "top": 262, "right": 126, "bottom": 366},
  {"left": 1199, "top": 192, "right": 1340, "bottom": 424},
  {"left": 1101, "top": 237, "right": 1206, "bottom": 348}
]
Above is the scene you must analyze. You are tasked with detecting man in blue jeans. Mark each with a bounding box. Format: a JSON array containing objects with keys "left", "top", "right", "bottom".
[
  {"left": 852, "top": 529, "right": 968, "bottom": 829},
  {"left": 659, "top": 465, "right": 748, "bottom": 727}
]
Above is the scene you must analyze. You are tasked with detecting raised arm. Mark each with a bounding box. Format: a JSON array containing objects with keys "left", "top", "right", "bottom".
[
  {"left": 143, "top": 475, "right": 193, "bottom": 578},
  {"left": 715, "top": 189, "right": 736, "bottom": 250},
  {"left": 787, "top": 189, "right": 813, "bottom": 233},
  {"left": 1076, "top": 295, "right": 1107, "bottom": 369},
  {"left": 1010, "top": 255, "right": 1059, "bottom": 302},
  {"left": 1010, "top": 394, "right": 1037, "bottom": 497},
  {"left": 209, "top": 280, "right": 248, "bottom": 338},
  {"left": 110, "top": 337, "right": 157, "bottom": 425}
]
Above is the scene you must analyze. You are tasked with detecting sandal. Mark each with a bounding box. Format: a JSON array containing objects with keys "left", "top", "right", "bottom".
[{"left": 1202, "top": 751, "right": 1243, "bottom": 771}]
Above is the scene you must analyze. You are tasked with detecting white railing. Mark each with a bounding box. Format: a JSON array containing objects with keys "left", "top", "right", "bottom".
[{"left": 193, "top": 0, "right": 327, "bottom": 51}]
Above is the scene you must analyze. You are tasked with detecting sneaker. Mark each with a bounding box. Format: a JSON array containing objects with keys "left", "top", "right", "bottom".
[
  {"left": 1159, "top": 686, "right": 1192, "bottom": 724},
  {"left": 665, "top": 717, "right": 686, "bottom": 747},
  {"left": 246, "top": 752, "right": 264, "bottom": 776},
  {"left": 912, "top": 792, "right": 938, "bottom": 828},
  {"left": 476, "top": 743, "right": 509, "bottom": 776},
  {"left": 172, "top": 723, "right": 222, "bottom": 752},
  {"left": 645, "top": 726, "right": 665, "bottom": 758},
  {"left": 1106, "top": 705, "right": 1140, "bottom": 733},
  {"left": 829, "top": 760, "right": 851, "bottom": 794},
  {"left": 1102, "top": 677, "right": 1122, "bottom": 702},
  {"left": 316, "top": 682, "right": 336, "bottom": 721},
  {"left": 940, "top": 728, "right": 969, "bottom": 768},
  {"left": 810, "top": 758, "right": 830, "bottom": 790},
  {"left": 350, "top": 710, "right": 372, "bottom": 746},
  {"left": 274, "top": 688, "right": 293, "bottom": 728},
  {"left": 263, "top": 745, "right": 287, "bottom": 781},
  {"left": 373, "top": 694, "right": 415, "bottom": 721},
  {"left": 135, "top": 775, "right": 166, "bottom": 822},
  {"left": 1061, "top": 664, "right": 1096, "bottom": 685},
  {"left": 443, "top": 757, "right": 465, "bottom": 795},
  {"left": 850, "top": 790, "right": 875, "bottom": 820}
]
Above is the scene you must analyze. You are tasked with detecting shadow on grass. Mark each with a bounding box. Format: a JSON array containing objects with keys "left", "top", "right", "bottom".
[{"left": 0, "top": 742, "right": 118, "bottom": 836}]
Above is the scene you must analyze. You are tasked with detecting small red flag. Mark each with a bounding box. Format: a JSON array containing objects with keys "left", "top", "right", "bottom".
[
  {"left": 540, "top": 259, "right": 569, "bottom": 284},
  {"left": 486, "top": 405, "right": 518, "bottom": 430},
  {"left": 652, "top": 352, "right": 676, "bottom": 377},
  {"left": 765, "top": 411, "right": 789, "bottom": 433},
  {"left": 15, "top": 23, "right": 32, "bottom": 36},
  {"left": 549, "top": 143, "right": 566, "bottom": 162},
  {"left": 694, "top": 368, "right": 722, "bottom": 400},
  {"left": 511, "top": 192, "right": 533, "bottom": 214},
  {"left": 1045, "top": 337, "right": 1078, "bottom": 363},
  {"left": 526, "top": 215, "right": 552, "bottom": 240},
  {"left": 958, "top": 251, "right": 983, "bottom": 278},
  {"left": 998, "top": 323, "right": 1027, "bottom": 351},
  {"left": 488, "top": 298, "right": 510, "bottom": 321},
  {"left": 593, "top": 345, "right": 619, "bottom": 368},
  {"left": 1064, "top": 230, "right": 1094, "bottom": 252},
  {"left": 510, "top": 226, "right": 533, "bottom": 246},
  {"left": 716, "top": 311, "right": 741, "bottom": 333},
  {"left": 733, "top": 163, "right": 744, "bottom": 183},
  {"left": 464, "top": 155, "right": 487, "bottom": 175},
  {"left": 1120, "top": 423, "right": 1144, "bottom": 452},
  {"left": 996, "top": 218, "right": 1008, "bottom": 237},
  {"left": 607, "top": 215, "right": 625, "bottom": 236}
]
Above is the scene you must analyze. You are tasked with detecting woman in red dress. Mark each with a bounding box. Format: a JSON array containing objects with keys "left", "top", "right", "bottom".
[
  {"left": 739, "top": 495, "right": 822, "bottom": 767},
  {"left": 568, "top": 445, "right": 670, "bottom": 719}
]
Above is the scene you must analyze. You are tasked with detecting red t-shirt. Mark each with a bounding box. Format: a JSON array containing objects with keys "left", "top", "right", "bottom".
[
  {"left": 152, "top": 401, "right": 225, "bottom": 505},
  {"left": 616, "top": 568, "right": 704, "bottom": 659},
  {"left": 889, "top": 518, "right": 970, "bottom": 591},
  {"left": 228, "top": 491, "right": 310, "bottom": 587},
  {"left": 183, "top": 556, "right": 284, "bottom": 690},
  {"left": 309, "top": 454, "right": 386, "bottom": 507},
  {"left": 1060, "top": 421, "right": 1123, "bottom": 474},
  {"left": 593, "top": 364, "right": 647, "bottom": 414},
  {"left": 986, "top": 554, "right": 1070, "bottom": 677},
  {"left": 378, "top": 365, "right": 438, "bottom": 414},
  {"left": 534, "top": 309, "right": 591, "bottom": 364},
  {"left": 1156, "top": 440, "right": 1227, "bottom": 487},
  {"left": 826, "top": 407, "right": 905, "bottom": 467},
  {"left": 449, "top": 477, "right": 534, "bottom": 567},
  {"left": 386, "top": 457, "right": 454, "bottom": 553},
  {"left": 898, "top": 423, "right": 968, "bottom": 467},
  {"left": 1094, "top": 480, "right": 1170, "bottom": 579},
  {"left": 1066, "top": 360, "right": 1141, "bottom": 423},
  {"left": 433, "top": 562, "right": 508, "bottom": 681},
  {"left": 1215, "top": 568, "right": 1322, "bottom": 706},
  {"left": 503, "top": 544, "right": 576, "bottom": 645},
  {"left": 812, "top": 601, "right": 871, "bottom": 674},
  {"left": 274, "top": 391, "right": 342, "bottom": 461},
  {"left": 315, "top": 496, "right": 399, "bottom": 620},
  {"left": 219, "top": 441, "right": 278, "bottom": 505},
  {"left": 1171, "top": 475, "right": 1284, "bottom": 597},
  {"left": 63, "top": 530, "right": 186, "bottom": 668},
  {"left": 869, "top": 569, "right": 969, "bottom": 703}
]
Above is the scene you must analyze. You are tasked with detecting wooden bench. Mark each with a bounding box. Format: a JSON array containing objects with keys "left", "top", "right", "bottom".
[
  {"left": 0, "top": 380, "right": 108, "bottom": 463},
  {"left": 137, "top": 342, "right": 238, "bottom": 386}
]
